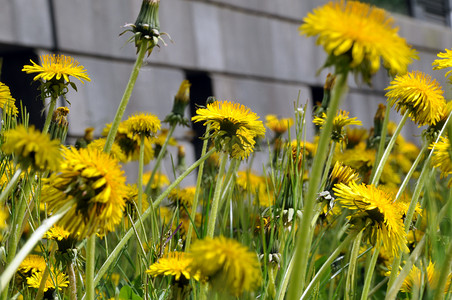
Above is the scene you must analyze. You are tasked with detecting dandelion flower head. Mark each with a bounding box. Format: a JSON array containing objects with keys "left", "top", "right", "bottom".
[
  {"left": 43, "top": 147, "right": 127, "bottom": 237},
  {"left": 143, "top": 171, "right": 170, "bottom": 190},
  {"left": 146, "top": 252, "right": 199, "bottom": 281},
  {"left": 126, "top": 112, "right": 161, "bottom": 137},
  {"left": 168, "top": 186, "right": 196, "bottom": 208},
  {"left": 313, "top": 110, "right": 362, "bottom": 142},
  {"left": 333, "top": 182, "right": 408, "bottom": 255},
  {"left": 26, "top": 270, "right": 69, "bottom": 292},
  {"left": 385, "top": 71, "right": 446, "bottom": 126},
  {"left": 0, "top": 82, "right": 18, "bottom": 115},
  {"left": 300, "top": 1, "right": 417, "bottom": 79},
  {"left": 22, "top": 54, "right": 90, "bottom": 83},
  {"left": 45, "top": 225, "right": 71, "bottom": 241},
  {"left": 87, "top": 138, "right": 127, "bottom": 162},
  {"left": 432, "top": 48, "right": 452, "bottom": 82},
  {"left": 430, "top": 135, "right": 452, "bottom": 186},
  {"left": 192, "top": 101, "right": 265, "bottom": 158},
  {"left": 2, "top": 125, "right": 62, "bottom": 172},
  {"left": 190, "top": 236, "right": 262, "bottom": 296},
  {"left": 265, "top": 114, "right": 293, "bottom": 135},
  {"left": 18, "top": 254, "right": 47, "bottom": 275},
  {"left": 401, "top": 261, "right": 451, "bottom": 294}
]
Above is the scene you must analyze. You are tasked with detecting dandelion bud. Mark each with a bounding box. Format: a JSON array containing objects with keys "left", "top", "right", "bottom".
[
  {"left": 165, "top": 80, "right": 191, "bottom": 126},
  {"left": 50, "top": 107, "right": 70, "bottom": 141}
]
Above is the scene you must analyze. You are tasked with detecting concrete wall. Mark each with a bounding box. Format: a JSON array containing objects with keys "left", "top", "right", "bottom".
[{"left": 1, "top": 0, "right": 452, "bottom": 178}]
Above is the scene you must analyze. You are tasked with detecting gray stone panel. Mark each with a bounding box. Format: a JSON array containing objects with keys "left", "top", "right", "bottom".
[
  {"left": 0, "top": 0, "right": 53, "bottom": 48},
  {"left": 62, "top": 53, "right": 185, "bottom": 137}
]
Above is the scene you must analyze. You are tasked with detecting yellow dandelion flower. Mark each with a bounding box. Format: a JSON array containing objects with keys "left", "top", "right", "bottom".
[
  {"left": 168, "top": 186, "right": 196, "bottom": 208},
  {"left": 265, "top": 115, "right": 293, "bottom": 135},
  {"left": 346, "top": 127, "right": 368, "bottom": 148},
  {"left": 236, "top": 171, "right": 266, "bottom": 192},
  {"left": 385, "top": 71, "right": 446, "bottom": 126},
  {"left": 43, "top": 147, "right": 127, "bottom": 237},
  {"left": 26, "top": 270, "right": 69, "bottom": 292},
  {"left": 102, "top": 122, "right": 154, "bottom": 163},
  {"left": 22, "top": 54, "right": 90, "bottom": 83},
  {"left": 45, "top": 225, "right": 70, "bottom": 241},
  {"left": 126, "top": 112, "right": 161, "bottom": 137},
  {"left": 143, "top": 171, "right": 170, "bottom": 190},
  {"left": 333, "top": 182, "right": 408, "bottom": 255},
  {"left": 0, "top": 206, "right": 7, "bottom": 240},
  {"left": 432, "top": 48, "right": 452, "bottom": 81},
  {"left": 124, "top": 184, "right": 149, "bottom": 218},
  {"left": 192, "top": 101, "right": 265, "bottom": 158},
  {"left": 401, "top": 261, "right": 451, "bottom": 294},
  {"left": 430, "top": 136, "right": 452, "bottom": 186},
  {"left": 2, "top": 125, "right": 62, "bottom": 172},
  {"left": 313, "top": 110, "right": 362, "bottom": 142},
  {"left": 18, "top": 254, "right": 47, "bottom": 274},
  {"left": 300, "top": 1, "right": 416, "bottom": 79},
  {"left": 0, "top": 82, "right": 18, "bottom": 115},
  {"left": 87, "top": 138, "right": 127, "bottom": 162},
  {"left": 146, "top": 252, "right": 199, "bottom": 281},
  {"left": 327, "top": 161, "right": 359, "bottom": 190},
  {"left": 190, "top": 236, "right": 262, "bottom": 296}
]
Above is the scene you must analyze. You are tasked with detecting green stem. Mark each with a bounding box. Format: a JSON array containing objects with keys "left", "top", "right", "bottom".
[
  {"left": 434, "top": 233, "right": 452, "bottom": 300},
  {"left": 88, "top": 148, "right": 216, "bottom": 292},
  {"left": 104, "top": 42, "right": 150, "bottom": 154},
  {"left": 360, "top": 241, "right": 382, "bottom": 300},
  {"left": 42, "top": 96, "right": 57, "bottom": 134},
  {"left": 386, "top": 237, "right": 426, "bottom": 300},
  {"left": 287, "top": 72, "right": 348, "bottom": 299},
  {"left": 185, "top": 125, "right": 211, "bottom": 250},
  {"left": 36, "top": 244, "right": 56, "bottom": 300},
  {"left": 300, "top": 229, "right": 356, "bottom": 300},
  {"left": 320, "top": 141, "right": 336, "bottom": 192},
  {"left": 144, "top": 125, "right": 176, "bottom": 196},
  {"left": 276, "top": 251, "right": 296, "bottom": 300},
  {"left": 370, "top": 111, "right": 409, "bottom": 186},
  {"left": 0, "top": 168, "right": 22, "bottom": 206},
  {"left": 68, "top": 262, "right": 77, "bottom": 300},
  {"left": 369, "top": 103, "right": 391, "bottom": 181},
  {"left": 346, "top": 230, "right": 363, "bottom": 300},
  {"left": 135, "top": 135, "right": 146, "bottom": 278},
  {"left": 206, "top": 151, "right": 228, "bottom": 238},
  {"left": 85, "top": 235, "right": 96, "bottom": 300},
  {"left": 0, "top": 200, "right": 73, "bottom": 294}
]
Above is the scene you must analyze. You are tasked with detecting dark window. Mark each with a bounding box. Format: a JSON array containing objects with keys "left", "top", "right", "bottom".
[
  {"left": 185, "top": 71, "right": 214, "bottom": 159},
  {"left": 0, "top": 46, "right": 45, "bottom": 128}
]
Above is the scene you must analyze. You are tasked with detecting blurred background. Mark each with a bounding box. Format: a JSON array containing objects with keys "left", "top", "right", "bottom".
[{"left": 1, "top": 0, "right": 452, "bottom": 178}]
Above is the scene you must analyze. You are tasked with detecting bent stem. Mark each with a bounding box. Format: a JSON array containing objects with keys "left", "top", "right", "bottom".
[
  {"left": 0, "top": 167, "right": 22, "bottom": 206},
  {"left": 104, "top": 41, "right": 150, "bottom": 153},
  {"left": 369, "top": 103, "right": 391, "bottom": 181},
  {"left": 301, "top": 228, "right": 356, "bottom": 300},
  {"left": 88, "top": 148, "right": 216, "bottom": 294},
  {"left": 370, "top": 111, "right": 409, "bottom": 186},
  {"left": 287, "top": 72, "right": 348, "bottom": 299}
]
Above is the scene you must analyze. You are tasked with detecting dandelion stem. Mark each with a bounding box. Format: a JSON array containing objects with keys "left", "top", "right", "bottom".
[
  {"left": 0, "top": 167, "right": 21, "bottom": 206},
  {"left": 287, "top": 72, "right": 348, "bottom": 299},
  {"left": 360, "top": 240, "right": 382, "bottom": 300},
  {"left": 345, "top": 230, "right": 363, "bottom": 300},
  {"left": 386, "top": 236, "right": 426, "bottom": 300},
  {"left": 319, "top": 141, "right": 336, "bottom": 191},
  {"left": 0, "top": 200, "right": 73, "bottom": 295},
  {"left": 300, "top": 229, "right": 356, "bottom": 300},
  {"left": 185, "top": 124, "right": 211, "bottom": 250},
  {"left": 104, "top": 41, "right": 150, "bottom": 154},
  {"left": 86, "top": 235, "right": 96, "bottom": 300},
  {"left": 68, "top": 262, "right": 78, "bottom": 300},
  {"left": 42, "top": 95, "right": 57, "bottom": 134},
  {"left": 135, "top": 134, "right": 146, "bottom": 278},
  {"left": 370, "top": 103, "right": 391, "bottom": 181},
  {"left": 370, "top": 111, "right": 409, "bottom": 186},
  {"left": 206, "top": 150, "right": 228, "bottom": 238},
  {"left": 144, "top": 124, "right": 176, "bottom": 196},
  {"left": 88, "top": 148, "right": 216, "bottom": 293},
  {"left": 434, "top": 199, "right": 452, "bottom": 300}
]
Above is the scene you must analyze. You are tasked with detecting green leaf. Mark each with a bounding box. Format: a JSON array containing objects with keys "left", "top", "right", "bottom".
[{"left": 118, "top": 285, "right": 143, "bottom": 300}]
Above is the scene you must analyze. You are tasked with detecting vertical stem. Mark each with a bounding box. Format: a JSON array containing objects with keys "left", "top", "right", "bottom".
[
  {"left": 319, "top": 141, "right": 336, "bottom": 191},
  {"left": 360, "top": 241, "right": 382, "bottom": 300},
  {"left": 104, "top": 42, "right": 150, "bottom": 154},
  {"left": 68, "top": 262, "right": 78, "bottom": 300},
  {"left": 42, "top": 96, "right": 57, "bottom": 134},
  {"left": 185, "top": 125, "right": 211, "bottom": 250},
  {"left": 369, "top": 103, "right": 391, "bottom": 181},
  {"left": 346, "top": 230, "right": 363, "bottom": 300},
  {"left": 287, "top": 72, "right": 348, "bottom": 299},
  {"left": 85, "top": 235, "right": 96, "bottom": 300},
  {"left": 135, "top": 134, "right": 146, "bottom": 278},
  {"left": 144, "top": 125, "right": 176, "bottom": 196},
  {"left": 206, "top": 151, "right": 228, "bottom": 238},
  {"left": 370, "top": 111, "right": 409, "bottom": 186}
]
